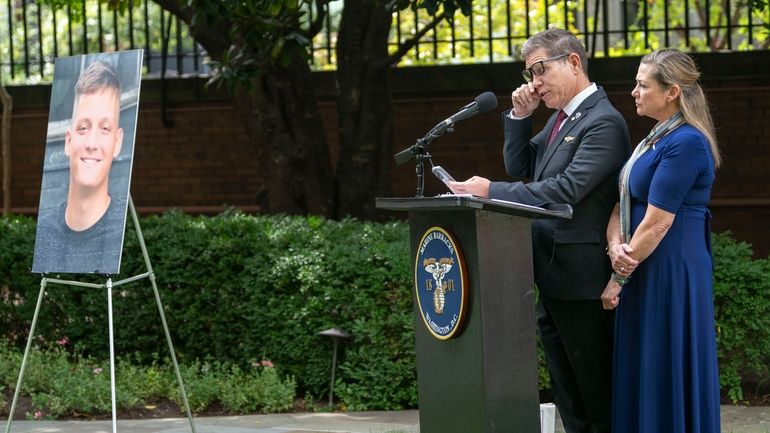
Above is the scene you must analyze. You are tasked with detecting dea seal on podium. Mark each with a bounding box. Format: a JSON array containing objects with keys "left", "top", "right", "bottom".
[{"left": 414, "top": 227, "right": 468, "bottom": 340}]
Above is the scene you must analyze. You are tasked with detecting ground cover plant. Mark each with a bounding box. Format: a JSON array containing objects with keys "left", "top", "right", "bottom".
[{"left": 0, "top": 342, "right": 294, "bottom": 419}]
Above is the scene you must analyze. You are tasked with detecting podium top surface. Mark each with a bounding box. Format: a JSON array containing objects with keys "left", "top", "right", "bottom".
[{"left": 376, "top": 195, "right": 572, "bottom": 219}]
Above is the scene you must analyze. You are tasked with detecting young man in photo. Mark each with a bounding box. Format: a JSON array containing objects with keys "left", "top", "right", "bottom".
[{"left": 33, "top": 60, "right": 127, "bottom": 274}]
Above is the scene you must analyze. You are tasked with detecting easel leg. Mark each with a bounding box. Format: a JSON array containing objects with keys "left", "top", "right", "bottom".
[
  {"left": 107, "top": 278, "right": 118, "bottom": 433},
  {"left": 4, "top": 278, "right": 47, "bottom": 433},
  {"left": 128, "top": 197, "right": 197, "bottom": 433},
  {"left": 149, "top": 273, "right": 197, "bottom": 432}
]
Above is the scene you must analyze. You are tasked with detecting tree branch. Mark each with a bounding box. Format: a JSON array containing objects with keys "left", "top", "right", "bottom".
[
  {"left": 151, "top": 0, "right": 232, "bottom": 58},
  {"left": 713, "top": 5, "right": 725, "bottom": 50},
  {"left": 383, "top": 11, "right": 447, "bottom": 67},
  {"left": 306, "top": 0, "right": 330, "bottom": 39},
  {"left": 692, "top": 0, "right": 709, "bottom": 38}
]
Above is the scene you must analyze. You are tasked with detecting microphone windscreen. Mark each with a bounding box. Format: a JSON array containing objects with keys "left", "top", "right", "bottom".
[{"left": 474, "top": 91, "right": 498, "bottom": 113}]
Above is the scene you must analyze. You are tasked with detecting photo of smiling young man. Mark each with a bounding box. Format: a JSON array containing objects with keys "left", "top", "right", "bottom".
[{"left": 32, "top": 51, "right": 142, "bottom": 275}]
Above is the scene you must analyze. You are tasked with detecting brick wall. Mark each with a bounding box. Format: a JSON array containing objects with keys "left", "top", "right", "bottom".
[
  {"left": 132, "top": 104, "right": 257, "bottom": 210},
  {"left": 2, "top": 51, "right": 768, "bottom": 256}
]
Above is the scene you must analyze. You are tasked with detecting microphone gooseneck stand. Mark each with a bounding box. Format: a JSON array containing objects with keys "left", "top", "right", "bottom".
[
  {"left": 394, "top": 120, "right": 455, "bottom": 197},
  {"left": 393, "top": 91, "right": 497, "bottom": 196}
]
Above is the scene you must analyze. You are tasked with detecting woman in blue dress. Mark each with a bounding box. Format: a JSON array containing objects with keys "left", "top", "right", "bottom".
[{"left": 601, "top": 49, "right": 722, "bottom": 433}]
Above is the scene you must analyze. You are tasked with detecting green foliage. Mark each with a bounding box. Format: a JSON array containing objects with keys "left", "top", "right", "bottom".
[
  {"left": 2, "top": 215, "right": 769, "bottom": 409},
  {"left": 203, "top": 0, "right": 475, "bottom": 88},
  {"left": 381, "top": 0, "right": 585, "bottom": 68},
  {"left": 219, "top": 362, "right": 295, "bottom": 413},
  {"left": 417, "top": 0, "right": 473, "bottom": 16},
  {"left": 26, "top": 355, "right": 113, "bottom": 417},
  {"left": 2, "top": 1, "right": 767, "bottom": 85},
  {"left": 1, "top": 0, "right": 196, "bottom": 84},
  {"left": 537, "top": 337, "right": 551, "bottom": 391},
  {"left": 171, "top": 361, "right": 222, "bottom": 412},
  {"left": 606, "top": 0, "right": 770, "bottom": 55},
  {"left": 712, "top": 232, "right": 770, "bottom": 402},
  {"left": 0, "top": 212, "right": 415, "bottom": 410},
  {"left": 0, "top": 344, "right": 295, "bottom": 417},
  {"left": 167, "top": 359, "right": 295, "bottom": 413},
  {"left": 198, "top": 0, "right": 312, "bottom": 91},
  {"left": 0, "top": 216, "right": 40, "bottom": 346}
]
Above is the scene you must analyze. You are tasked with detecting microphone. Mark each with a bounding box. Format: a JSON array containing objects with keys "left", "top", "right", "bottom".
[
  {"left": 394, "top": 91, "right": 498, "bottom": 165},
  {"left": 442, "top": 91, "right": 499, "bottom": 125}
]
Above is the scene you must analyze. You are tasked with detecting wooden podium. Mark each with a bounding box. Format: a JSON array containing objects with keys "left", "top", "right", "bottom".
[{"left": 376, "top": 195, "right": 571, "bottom": 433}]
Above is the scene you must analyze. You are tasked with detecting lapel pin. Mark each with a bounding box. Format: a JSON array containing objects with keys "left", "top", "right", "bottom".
[{"left": 564, "top": 136, "right": 575, "bottom": 142}]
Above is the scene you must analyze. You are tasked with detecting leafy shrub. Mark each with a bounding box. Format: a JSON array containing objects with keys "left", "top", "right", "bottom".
[
  {"left": 29, "top": 356, "right": 112, "bottom": 417},
  {"left": 0, "top": 216, "right": 39, "bottom": 347},
  {"left": 115, "top": 356, "right": 175, "bottom": 406},
  {"left": 172, "top": 361, "right": 224, "bottom": 412},
  {"left": 218, "top": 362, "right": 295, "bottom": 413},
  {"left": 0, "top": 346, "right": 295, "bottom": 418},
  {"left": 1, "top": 214, "right": 768, "bottom": 410},
  {"left": 712, "top": 232, "right": 770, "bottom": 402},
  {"left": 0, "top": 213, "right": 414, "bottom": 410}
]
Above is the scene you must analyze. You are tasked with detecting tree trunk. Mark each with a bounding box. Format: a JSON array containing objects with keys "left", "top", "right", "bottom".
[
  {"left": 233, "top": 61, "right": 334, "bottom": 216},
  {"left": 154, "top": 0, "right": 333, "bottom": 216},
  {"left": 334, "top": 1, "right": 395, "bottom": 219},
  {"left": 0, "top": 84, "right": 11, "bottom": 216}
]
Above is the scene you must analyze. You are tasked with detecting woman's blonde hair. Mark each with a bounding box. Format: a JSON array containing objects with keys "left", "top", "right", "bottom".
[{"left": 641, "top": 49, "right": 721, "bottom": 168}]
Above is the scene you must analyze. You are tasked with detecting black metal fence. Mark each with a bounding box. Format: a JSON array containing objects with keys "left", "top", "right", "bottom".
[
  {"left": 364, "top": 0, "right": 769, "bottom": 66},
  {"left": 0, "top": 0, "right": 205, "bottom": 84},
  {"left": 1, "top": 0, "right": 768, "bottom": 84}
]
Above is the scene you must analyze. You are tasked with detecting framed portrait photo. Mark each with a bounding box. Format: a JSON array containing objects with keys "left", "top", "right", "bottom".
[{"left": 32, "top": 49, "right": 143, "bottom": 275}]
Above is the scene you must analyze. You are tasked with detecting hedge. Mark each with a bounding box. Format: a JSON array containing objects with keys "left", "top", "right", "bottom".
[
  {"left": 0, "top": 213, "right": 767, "bottom": 408},
  {"left": 0, "top": 212, "right": 415, "bottom": 410}
]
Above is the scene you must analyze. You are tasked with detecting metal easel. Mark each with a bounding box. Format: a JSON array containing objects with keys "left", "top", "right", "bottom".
[{"left": 4, "top": 196, "right": 197, "bottom": 433}]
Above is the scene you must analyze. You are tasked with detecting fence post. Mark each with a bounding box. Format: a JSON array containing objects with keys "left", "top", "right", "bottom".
[{"left": 0, "top": 84, "right": 11, "bottom": 216}]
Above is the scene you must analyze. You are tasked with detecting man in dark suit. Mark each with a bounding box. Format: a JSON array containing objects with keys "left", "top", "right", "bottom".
[{"left": 448, "top": 28, "right": 630, "bottom": 433}]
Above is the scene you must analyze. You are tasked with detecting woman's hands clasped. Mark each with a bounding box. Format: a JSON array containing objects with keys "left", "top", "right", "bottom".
[
  {"left": 601, "top": 242, "right": 640, "bottom": 310},
  {"left": 607, "top": 242, "right": 638, "bottom": 278}
]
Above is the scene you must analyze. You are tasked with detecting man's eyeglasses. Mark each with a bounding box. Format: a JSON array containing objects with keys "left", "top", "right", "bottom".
[{"left": 522, "top": 53, "right": 570, "bottom": 82}]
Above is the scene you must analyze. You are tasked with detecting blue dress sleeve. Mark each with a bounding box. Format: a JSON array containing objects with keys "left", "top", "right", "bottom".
[{"left": 647, "top": 129, "right": 711, "bottom": 213}]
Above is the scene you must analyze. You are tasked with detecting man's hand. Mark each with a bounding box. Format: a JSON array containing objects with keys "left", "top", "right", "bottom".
[
  {"left": 447, "top": 176, "right": 491, "bottom": 198},
  {"left": 601, "top": 279, "right": 622, "bottom": 310},
  {"left": 511, "top": 82, "right": 541, "bottom": 118}
]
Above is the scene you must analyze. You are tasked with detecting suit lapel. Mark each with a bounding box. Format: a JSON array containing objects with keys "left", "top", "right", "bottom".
[{"left": 534, "top": 88, "right": 607, "bottom": 180}]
